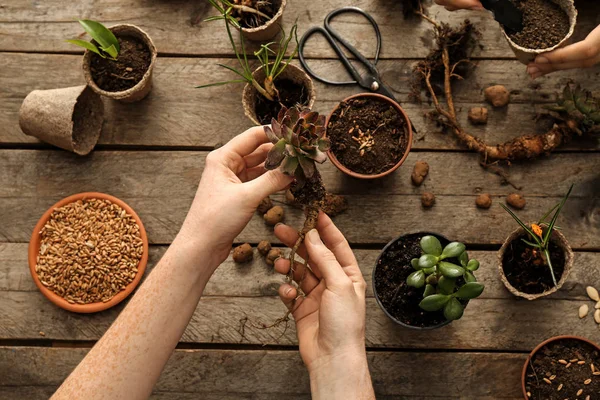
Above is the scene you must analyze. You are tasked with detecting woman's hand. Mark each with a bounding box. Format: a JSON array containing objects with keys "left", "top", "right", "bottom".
[
  {"left": 527, "top": 25, "right": 600, "bottom": 79},
  {"left": 274, "top": 213, "right": 374, "bottom": 400},
  {"left": 179, "top": 126, "right": 292, "bottom": 266},
  {"left": 434, "top": 0, "right": 484, "bottom": 11}
]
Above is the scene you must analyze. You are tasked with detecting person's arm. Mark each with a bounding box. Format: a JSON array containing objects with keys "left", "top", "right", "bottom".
[
  {"left": 52, "top": 127, "right": 292, "bottom": 400},
  {"left": 274, "top": 213, "right": 375, "bottom": 400},
  {"left": 434, "top": 0, "right": 484, "bottom": 11},
  {"left": 527, "top": 25, "right": 600, "bottom": 78}
]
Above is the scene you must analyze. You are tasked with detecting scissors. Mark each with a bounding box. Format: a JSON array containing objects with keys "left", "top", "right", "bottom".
[{"left": 298, "top": 7, "right": 415, "bottom": 130}]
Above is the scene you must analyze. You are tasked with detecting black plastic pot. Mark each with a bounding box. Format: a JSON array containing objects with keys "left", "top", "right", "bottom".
[{"left": 373, "top": 231, "right": 453, "bottom": 330}]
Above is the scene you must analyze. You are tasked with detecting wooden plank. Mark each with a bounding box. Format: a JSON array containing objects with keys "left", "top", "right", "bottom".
[
  {"left": 1, "top": 53, "right": 599, "bottom": 149},
  {"left": 3, "top": 243, "right": 599, "bottom": 302},
  {"left": 0, "top": 346, "right": 524, "bottom": 398},
  {"left": 1, "top": 291, "right": 598, "bottom": 350},
  {"left": 0, "top": 150, "right": 598, "bottom": 247}
]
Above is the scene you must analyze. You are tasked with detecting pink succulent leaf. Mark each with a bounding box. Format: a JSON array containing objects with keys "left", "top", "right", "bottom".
[
  {"left": 270, "top": 118, "right": 283, "bottom": 137},
  {"left": 265, "top": 139, "right": 286, "bottom": 170},
  {"left": 303, "top": 111, "right": 319, "bottom": 124},
  {"left": 316, "top": 115, "right": 326, "bottom": 127},
  {"left": 281, "top": 115, "right": 292, "bottom": 129},
  {"left": 285, "top": 144, "right": 297, "bottom": 157},
  {"left": 291, "top": 131, "right": 300, "bottom": 147},
  {"left": 307, "top": 149, "right": 328, "bottom": 163},
  {"left": 277, "top": 106, "right": 288, "bottom": 122},
  {"left": 287, "top": 107, "right": 300, "bottom": 124},
  {"left": 281, "top": 156, "right": 299, "bottom": 175},
  {"left": 318, "top": 138, "right": 331, "bottom": 151},
  {"left": 315, "top": 126, "right": 326, "bottom": 138},
  {"left": 298, "top": 155, "right": 316, "bottom": 178},
  {"left": 264, "top": 125, "right": 280, "bottom": 144},
  {"left": 294, "top": 168, "right": 307, "bottom": 189}
]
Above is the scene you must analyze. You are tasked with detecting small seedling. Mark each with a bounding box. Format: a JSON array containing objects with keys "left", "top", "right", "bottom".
[
  {"left": 197, "top": 1, "right": 297, "bottom": 102},
  {"left": 500, "top": 184, "right": 574, "bottom": 287},
  {"left": 66, "top": 20, "right": 120, "bottom": 60},
  {"left": 407, "top": 235, "right": 484, "bottom": 321}
]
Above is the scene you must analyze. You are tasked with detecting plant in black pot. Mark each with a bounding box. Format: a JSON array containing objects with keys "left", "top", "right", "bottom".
[{"left": 374, "top": 233, "right": 484, "bottom": 329}]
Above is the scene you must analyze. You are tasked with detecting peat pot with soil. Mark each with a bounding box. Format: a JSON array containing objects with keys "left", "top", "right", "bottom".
[
  {"left": 499, "top": 185, "right": 575, "bottom": 300},
  {"left": 501, "top": 0, "right": 577, "bottom": 64},
  {"left": 373, "top": 233, "right": 484, "bottom": 329},
  {"left": 326, "top": 93, "right": 413, "bottom": 179},
  {"left": 209, "top": 0, "right": 287, "bottom": 42},
  {"left": 68, "top": 20, "right": 157, "bottom": 102},
  {"left": 522, "top": 336, "right": 600, "bottom": 400}
]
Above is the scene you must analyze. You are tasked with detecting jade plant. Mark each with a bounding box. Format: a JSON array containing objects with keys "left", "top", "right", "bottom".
[
  {"left": 407, "top": 236, "right": 484, "bottom": 321},
  {"left": 197, "top": 1, "right": 297, "bottom": 102},
  {"left": 66, "top": 20, "right": 120, "bottom": 60}
]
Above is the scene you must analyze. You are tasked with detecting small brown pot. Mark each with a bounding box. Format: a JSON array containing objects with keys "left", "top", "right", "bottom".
[
  {"left": 242, "top": 63, "right": 315, "bottom": 125},
  {"left": 326, "top": 93, "right": 413, "bottom": 180},
  {"left": 502, "top": 0, "right": 577, "bottom": 65},
  {"left": 19, "top": 85, "right": 104, "bottom": 155},
  {"left": 83, "top": 24, "right": 157, "bottom": 103},
  {"left": 241, "top": 0, "right": 286, "bottom": 42},
  {"left": 498, "top": 227, "right": 575, "bottom": 300},
  {"left": 521, "top": 335, "right": 600, "bottom": 399}
]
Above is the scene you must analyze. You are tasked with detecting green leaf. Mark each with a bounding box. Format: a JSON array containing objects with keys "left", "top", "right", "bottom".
[
  {"left": 437, "top": 276, "right": 456, "bottom": 295},
  {"left": 411, "top": 258, "right": 420, "bottom": 270},
  {"left": 423, "top": 266, "right": 437, "bottom": 275},
  {"left": 102, "top": 44, "right": 118, "bottom": 59},
  {"left": 500, "top": 204, "right": 543, "bottom": 247},
  {"left": 419, "top": 294, "right": 450, "bottom": 312},
  {"left": 444, "top": 297, "right": 464, "bottom": 320},
  {"left": 78, "top": 20, "right": 120, "bottom": 54},
  {"left": 420, "top": 235, "right": 442, "bottom": 256},
  {"left": 265, "top": 139, "right": 286, "bottom": 169},
  {"left": 454, "top": 282, "right": 485, "bottom": 299},
  {"left": 521, "top": 238, "right": 541, "bottom": 248},
  {"left": 65, "top": 39, "right": 104, "bottom": 57},
  {"left": 281, "top": 156, "right": 299, "bottom": 176},
  {"left": 466, "top": 259, "right": 480, "bottom": 271},
  {"left": 423, "top": 284, "right": 436, "bottom": 298},
  {"left": 407, "top": 270, "right": 425, "bottom": 288},
  {"left": 418, "top": 254, "right": 439, "bottom": 269},
  {"left": 425, "top": 273, "right": 439, "bottom": 285},
  {"left": 438, "top": 262, "right": 465, "bottom": 278},
  {"left": 542, "top": 184, "right": 573, "bottom": 247},
  {"left": 441, "top": 242, "right": 466, "bottom": 259},
  {"left": 464, "top": 271, "right": 477, "bottom": 283},
  {"left": 195, "top": 79, "right": 247, "bottom": 89},
  {"left": 459, "top": 251, "right": 469, "bottom": 267}
]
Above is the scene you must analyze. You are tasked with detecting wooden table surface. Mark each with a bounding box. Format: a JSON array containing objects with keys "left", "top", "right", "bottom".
[{"left": 1, "top": 1, "right": 599, "bottom": 398}]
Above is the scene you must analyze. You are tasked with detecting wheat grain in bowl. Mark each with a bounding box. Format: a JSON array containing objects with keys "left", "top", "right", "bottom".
[{"left": 35, "top": 198, "right": 144, "bottom": 305}]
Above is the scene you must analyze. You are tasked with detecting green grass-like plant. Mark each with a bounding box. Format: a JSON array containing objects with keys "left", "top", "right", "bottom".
[
  {"left": 500, "top": 184, "right": 574, "bottom": 287},
  {"left": 407, "top": 236, "right": 484, "bottom": 321},
  {"left": 66, "top": 20, "right": 120, "bottom": 60}
]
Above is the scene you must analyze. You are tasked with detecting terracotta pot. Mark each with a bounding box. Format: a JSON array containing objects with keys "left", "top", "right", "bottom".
[
  {"left": 19, "top": 85, "right": 104, "bottom": 155},
  {"left": 242, "top": 63, "right": 315, "bottom": 125},
  {"left": 502, "top": 0, "right": 577, "bottom": 65},
  {"left": 83, "top": 24, "right": 157, "bottom": 103},
  {"left": 241, "top": 0, "right": 286, "bottom": 42},
  {"left": 498, "top": 226, "right": 574, "bottom": 300},
  {"left": 326, "top": 93, "right": 413, "bottom": 179},
  {"left": 521, "top": 335, "right": 600, "bottom": 399},
  {"left": 373, "top": 232, "right": 454, "bottom": 330},
  {"left": 28, "top": 192, "right": 149, "bottom": 313}
]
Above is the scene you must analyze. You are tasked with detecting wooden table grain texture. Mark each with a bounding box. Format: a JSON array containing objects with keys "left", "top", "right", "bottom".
[{"left": 1, "top": 0, "right": 599, "bottom": 399}]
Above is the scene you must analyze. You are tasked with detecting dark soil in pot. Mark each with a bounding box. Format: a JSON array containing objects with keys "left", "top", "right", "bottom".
[
  {"left": 254, "top": 79, "right": 309, "bottom": 125},
  {"left": 501, "top": 234, "right": 565, "bottom": 295},
  {"left": 374, "top": 233, "right": 464, "bottom": 328},
  {"left": 524, "top": 338, "right": 600, "bottom": 399},
  {"left": 237, "top": 0, "right": 281, "bottom": 29},
  {"left": 508, "top": 0, "right": 570, "bottom": 49},
  {"left": 328, "top": 97, "right": 409, "bottom": 176},
  {"left": 90, "top": 35, "right": 152, "bottom": 92}
]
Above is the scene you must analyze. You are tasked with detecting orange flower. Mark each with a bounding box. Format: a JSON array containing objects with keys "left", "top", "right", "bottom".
[{"left": 531, "top": 223, "right": 543, "bottom": 238}]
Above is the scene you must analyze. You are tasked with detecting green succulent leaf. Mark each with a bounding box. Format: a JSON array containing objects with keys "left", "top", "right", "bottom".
[
  {"left": 419, "top": 294, "right": 451, "bottom": 312},
  {"left": 411, "top": 258, "right": 420, "bottom": 270},
  {"left": 466, "top": 259, "right": 480, "bottom": 271},
  {"left": 464, "top": 270, "right": 477, "bottom": 283},
  {"left": 407, "top": 270, "right": 425, "bottom": 288},
  {"left": 437, "top": 276, "right": 456, "bottom": 295},
  {"left": 281, "top": 156, "right": 299, "bottom": 176},
  {"left": 423, "top": 284, "right": 436, "bottom": 298},
  {"left": 265, "top": 139, "right": 286, "bottom": 170},
  {"left": 297, "top": 155, "right": 316, "bottom": 178},
  {"left": 418, "top": 254, "right": 439, "bottom": 269},
  {"left": 459, "top": 251, "right": 469, "bottom": 267},
  {"left": 438, "top": 262, "right": 465, "bottom": 278},
  {"left": 423, "top": 266, "right": 437, "bottom": 275},
  {"left": 317, "top": 138, "right": 331, "bottom": 152},
  {"left": 425, "top": 273, "right": 439, "bottom": 285},
  {"left": 420, "top": 235, "right": 442, "bottom": 256},
  {"left": 454, "top": 282, "right": 485, "bottom": 299},
  {"left": 441, "top": 242, "right": 466, "bottom": 259},
  {"left": 444, "top": 297, "right": 464, "bottom": 320}
]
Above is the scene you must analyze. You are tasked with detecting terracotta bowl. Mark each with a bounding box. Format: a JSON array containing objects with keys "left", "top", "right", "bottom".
[
  {"left": 28, "top": 192, "right": 149, "bottom": 313},
  {"left": 326, "top": 93, "right": 413, "bottom": 179},
  {"left": 521, "top": 335, "right": 600, "bottom": 399}
]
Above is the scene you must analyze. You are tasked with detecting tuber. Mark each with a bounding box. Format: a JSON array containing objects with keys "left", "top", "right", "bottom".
[
  {"left": 232, "top": 243, "right": 253, "bottom": 263},
  {"left": 475, "top": 193, "right": 492, "bottom": 209},
  {"left": 257, "top": 197, "right": 273, "bottom": 214},
  {"left": 421, "top": 192, "right": 436, "bottom": 208},
  {"left": 484, "top": 85, "right": 510, "bottom": 108},
  {"left": 266, "top": 248, "right": 282, "bottom": 266},
  {"left": 411, "top": 161, "right": 430, "bottom": 186},
  {"left": 264, "top": 206, "right": 284, "bottom": 226},
  {"left": 506, "top": 193, "right": 526, "bottom": 210},
  {"left": 257, "top": 240, "right": 271, "bottom": 256},
  {"left": 468, "top": 107, "right": 488, "bottom": 125}
]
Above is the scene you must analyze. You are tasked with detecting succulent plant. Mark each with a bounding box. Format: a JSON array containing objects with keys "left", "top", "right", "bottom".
[
  {"left": 546, "top": 84, "right": 600, "bottom": 135},
  {"left": 264, "top": 106, "right": 330, "bottom": 183},
  {"left": 407, "top": 235, "right": 484, "bottom": 321}
]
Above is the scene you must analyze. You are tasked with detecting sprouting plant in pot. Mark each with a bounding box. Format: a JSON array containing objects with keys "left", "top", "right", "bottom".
[
  {"left": 205, "top": 0, "right": 275, "bottom": 30},
  {"left": 407, "top": 235, "right": 484, "bottom": 321},
  {"left": 499, "top": 184, "right": 575, "bottom": 299},
  {"left": 263, "top": 106, "right": 329, "bottom": 283},
  {"left": 67, "top": 20, "right": 120, "bottom": 60}
]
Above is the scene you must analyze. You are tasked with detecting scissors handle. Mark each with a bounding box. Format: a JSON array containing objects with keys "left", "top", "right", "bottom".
[{"left": 299, "top": 7, "right": 382, "bottom": 86}]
